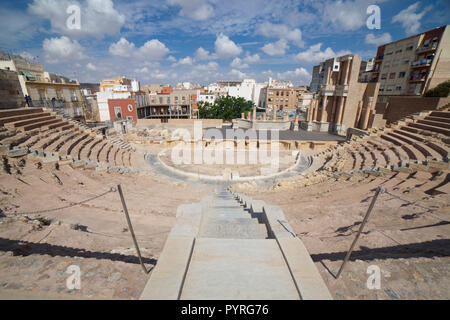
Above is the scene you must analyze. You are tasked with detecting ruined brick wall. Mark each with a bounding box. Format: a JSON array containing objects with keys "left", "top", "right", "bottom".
[
  {"left": 0, "top": 70, "right": 25, "bottom": 109},
  {"left": 383, "top": 96, "right": 450, "bottom": 123}
]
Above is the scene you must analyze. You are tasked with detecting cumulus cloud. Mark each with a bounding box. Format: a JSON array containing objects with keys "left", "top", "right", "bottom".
[
  {"left": 86, "top": 62, "right": 97, "bottom": 71},
  {"left": 109, "top": 37, "right": 169, "bottom": 60},
  {"left": 294, "top": 43, "right": 350, "bottom": 64},
  {"left": 109, "top": 37, "right": 135, "bottom": 57},
  {"left": 392, "top": 2, "right": 432, "bottom": 35},
  {"left": 365, "top": 33, "right": 392, "bottom": 46},
  {"left": 277, "top": 67, "right": 311, "bottom": 84},
  {"left": 215, "top": 33, "right": 242, "bottom": 59},
  {"left": 322, "top": 0, "right": 374, "bottom": 31},
  {"left": 167, "top": 55, "right": 177, "bottom": 62},
  {"left": 194, "top": 47, "right": 215, "bottom": 60},
  {"left": 43, "top": 36, "right": 87, "bottom": 64},
  {"left": 243, "top": 52, "right": 260, "bottom": 64},
  {"left": 167, "top": 0, "right": 214, "bottom": 21},
  {"left": 173, "top": 56, "right": 193, "bottom": 66},
  {"left": 262, "top": 39, "right": 289, "bottom": 56},
  {"left": 28, "top": 0, "right": 125, "bottom": 38},
  {"left": 230, "top": 69, "right": 246, "bottom": 79},
  {"left": 19, "top": 51, "right": 37, "bottom": 62},
  {"left": 256, "top": 22, "right": 304, "bottom": 47},
  {"left": 194, "top": 61, "right": 219, "bottom": 71},
  {"left": 230, "top": 57, "right": 249, "bottom": 69}
]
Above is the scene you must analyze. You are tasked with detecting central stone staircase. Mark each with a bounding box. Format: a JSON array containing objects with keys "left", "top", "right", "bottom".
[
  {"left": 198, "top": 190, "right": 268, "bottom": 239},
  {"left": 140, "top": 189, "right": 332, "bottom": 300}
]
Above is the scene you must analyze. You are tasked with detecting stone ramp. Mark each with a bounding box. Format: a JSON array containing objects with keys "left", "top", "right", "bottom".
[{"left": 140, "top": 189, "right": 332, "bottom": 300}]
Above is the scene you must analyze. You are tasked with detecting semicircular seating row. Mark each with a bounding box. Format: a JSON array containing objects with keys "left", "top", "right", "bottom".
[
  {"left": 314, "top": 111, "right": 450, "bottom": 173},
  {"left": 0, "top": 108, "right": 139, "bottom": 169}
]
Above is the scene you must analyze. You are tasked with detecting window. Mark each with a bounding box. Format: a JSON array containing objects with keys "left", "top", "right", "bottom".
[
  {"left": 386, "top": 86, "right": 393, "bottom": 92},
  {"left": 396, "top": 86, "right": 402, "bottom": 91},
  {"left": 389, "top": 72, "right": 396, "bottom": 79},
  {"left": 406, "top": 45, "right": 413, "bottom": 51},
  {"left": 398, "top": 72, "right": 406, "bottom": 78},
  {"left": 381, "top": 73, "right": 387, "bottom": 80},
  {"left": 379, "top": 86, "right": 384, "bottom": 92},
  {"left": 114, "top": 107, "right": 122, "bottom": 119},
  {"left": 385, "top": 51, "right": 393, "bottom": 56},
  {"left": 403, "top": 59, "right": 410, "bottom": 65},
  {"left": 395, "top": 49, "right": 402, "bottom": 54}
]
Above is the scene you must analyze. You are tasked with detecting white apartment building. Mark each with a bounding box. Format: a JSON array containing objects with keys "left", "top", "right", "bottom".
[{"left": 206, "top": 79, "right": 267, "bottom": 106}]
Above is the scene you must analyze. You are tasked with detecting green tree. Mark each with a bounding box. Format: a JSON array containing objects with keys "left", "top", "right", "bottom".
[
  {"left": 424, "top": 80, "right": 450, "bottom": 97},
  {"left": 198, "top": 95, "right": 253, "bottom": 120}
]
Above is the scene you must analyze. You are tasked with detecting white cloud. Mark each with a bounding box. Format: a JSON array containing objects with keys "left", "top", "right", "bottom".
[
  {"left": 322, "top": 0, "right": 374, "bottom": 31},
  {"left": 167, "top": 0, "right": 214, "bottom": 21},
  {"left": 256, "top": 22, "right": 304, "bottom": 47},
  {"left": 230, "top": 57, "right": 249, "bottom": 69},
  {"left": 260, "top": 68, "right": 311, "bottom": 85},
  {"left": 243, "top": 53, "right": 260, "bottom": 64},
  {"left": 173, "top": 56, "right": 193, "bottom": 66},
  {"left": 230, "top": 69, "right": 246, "bottom": 79},
  {"left": 215, "top": 33, "right": 242, "bottom": 59},
  {"left": 28, "top": 0, "right": 125, "bottom": 38},
  {"left": 109, "top": 37, "right": 135, "bottom": 57},
  {"left": 167, "top": 55, "right": 177, "bottom": 62},
  {"left": 134, "top": 67, "right": 149, "bottom": 73},
  {"left": 294, "top": 43, "right": 350, "bottom": 64},
  {"left": 194, "top": 47, "right": 215, "bottom": 60},
  {"left": 86, "top": 62, "right": 97, "bottom": 71},
  {"left": 43, "top": 36, "right": 87, "bottom": 64},
  {"left": 392, "top": 2, "right": 432, "bottom": 35},
  {"left": 194, "top": 62, "right": 219, "bottom": 71},
  {"left": 262, "top": 39, "right": 289, "bottom": 56},
  {"left": 109, "top": 37, "right": 169, "bottom": 60},
  {"left": 277, "top": 67, "right": 311, "bottom": 84},
  {"left": 365, "top": 33, "right": 392, "bottom": 46},
  {"left": 19, "top": 51, "right": 37, "bottom": 62}
]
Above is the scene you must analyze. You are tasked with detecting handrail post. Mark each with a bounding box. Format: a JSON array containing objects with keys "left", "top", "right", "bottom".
[
  {"left": 335, "top": 187, "right": 383, "bottom": 279},
  {"left": 117, "top": 184, "right": 150, "bottom": 274}
]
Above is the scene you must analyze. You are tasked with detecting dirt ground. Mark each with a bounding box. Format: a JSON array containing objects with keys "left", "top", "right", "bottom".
[
  {"left": 240, "top": 171, "right": 450, "bottom": 299},
  {"left": 0, "top": 156, "right": 210, "bottom": 299},
  {"left": 0, "top": 143, "right": 449, "bottom": 300}
]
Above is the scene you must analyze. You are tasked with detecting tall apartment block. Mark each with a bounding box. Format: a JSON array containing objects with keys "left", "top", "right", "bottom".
[
  {"left": 307, "top": 54, "right": 380, "bottom": 134},
  {"left": 260, "top": 86, "right": 313, "bottom": 117},
  {"left": 372, "top": 25, "right": 450, "bottom": 102}
]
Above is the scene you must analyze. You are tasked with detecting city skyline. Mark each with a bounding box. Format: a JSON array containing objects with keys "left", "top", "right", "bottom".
[{"left": 1, "top": 0, "right": 449, "bottom": 85}]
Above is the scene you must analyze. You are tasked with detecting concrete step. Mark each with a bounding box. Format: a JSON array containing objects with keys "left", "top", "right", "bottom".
[
  {"left": 418, "top": 119, "right": 450, "bottom": 130},
  {"left": 409, "top": 122, "right": 450, "bottom": 136},
  {"left": 5, "top": 115, "right": 56, "bottom": 129},
  {"left": 179, "top": 238, "right": 300, "bottom": 300},
  {"left": 0, "top": 108, "right": 44, "bottom": 120},
  {"left": 200, "top": 220, "right": 268, "bottom": 239},
  {"left": 0, "top": 112, "right": 52, "bottom": 126}
]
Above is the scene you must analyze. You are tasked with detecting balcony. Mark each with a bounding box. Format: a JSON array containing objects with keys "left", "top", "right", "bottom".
[
  {"left": 375, "top": 55, "right": 384, "bottom": 61},
  {"left": 411, "top": 59, "right": 432, "bottom": 68},
  {"left": 408, "top": 76, "right": 426, "bottom": 82},
  {"left": 416, "top": 43, "right": 438, "bottom": 53}
]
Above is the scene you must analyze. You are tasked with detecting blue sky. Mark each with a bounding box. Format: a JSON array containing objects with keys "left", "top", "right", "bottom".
[{"left": 1, "top": 0, "right": 449, "bottom": 85}]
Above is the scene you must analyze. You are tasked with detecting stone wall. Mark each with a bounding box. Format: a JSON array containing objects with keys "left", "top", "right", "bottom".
[
  {"left": 168, "top": 119, "right": 223, "bottom": 128},
  {"left": 136, "top": 119, "right": 162, "bottom": 126},
  {"left": 0, "top": 70, "right": 25, "bottom": 109},
  {"left": 382, "top": 96, "right": 450, "bottom": 123}
]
